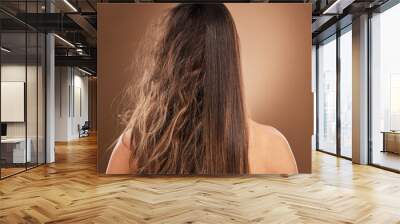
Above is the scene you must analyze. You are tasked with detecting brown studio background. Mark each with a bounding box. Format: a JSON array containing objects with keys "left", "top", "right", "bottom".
[{"left": 97, "top": 3, "right": 313, "bottom": 173}]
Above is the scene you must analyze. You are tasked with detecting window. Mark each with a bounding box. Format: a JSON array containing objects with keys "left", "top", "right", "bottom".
[
  {"left": 317, "top": 36, "right": 337, "bottom": 154},
  {"left": 370, "top": 3, "right": 400, "bottom": 171},
  {"left": 0, "top": 1, "right": 47, "bottom": 179},
  {"left": 316, "top": 25, "right": 353, "bottom": 159},
  {"left": 339, "top": 28, "right": 352, "bottom": 158}
]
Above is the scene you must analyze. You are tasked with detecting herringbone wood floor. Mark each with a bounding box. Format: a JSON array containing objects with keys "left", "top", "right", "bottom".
[{"left": 1, "top": 135, "right": 400, "bottom": 224}]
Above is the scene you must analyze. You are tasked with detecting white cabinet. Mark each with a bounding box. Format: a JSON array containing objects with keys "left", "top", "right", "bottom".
[{"left": 1, "top": 138, "right": 32, "bottom": 163}]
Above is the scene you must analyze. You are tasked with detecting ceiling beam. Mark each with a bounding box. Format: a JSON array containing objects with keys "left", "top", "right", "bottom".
[
  {"left": 67, "top": 13, "right": 97, "bottom": 40},
  {"left": 55, "top": 55, "right": 96, "bottom": 72}
]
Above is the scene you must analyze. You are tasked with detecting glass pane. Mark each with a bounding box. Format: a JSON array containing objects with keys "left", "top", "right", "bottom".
[
  {"left": 340, "top": 29, "right": 352, "bottom": 158},
  {"left": 1, "top": 31, "right": 27, "bottom": 177},
  {"left": 38, "top": 33, "right": 45, "bottom": 165},
  {"left": 312, "top": 45, "right": 317, "bottom": 151},
  {"left": 318, "top": 37, "right": 337, "bottom": 154},
  {"left": 371, "top": 4, "right": 400, "bottom": 171},
  {"left": 27, "top": 31, "right": 38, "bottom": 169}
]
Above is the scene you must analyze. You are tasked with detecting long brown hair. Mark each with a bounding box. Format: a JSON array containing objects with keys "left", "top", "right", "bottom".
[{"left": 123, "top": 3, "right": 248, "bottom": 175}]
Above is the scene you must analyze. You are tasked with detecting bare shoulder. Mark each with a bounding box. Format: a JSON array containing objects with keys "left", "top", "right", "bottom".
[
  {"left": 106, "top": 129, "right": 135, "bottom": 174},
  {"left": 248, "top": 120, "right": 298, "bottom": 174}
]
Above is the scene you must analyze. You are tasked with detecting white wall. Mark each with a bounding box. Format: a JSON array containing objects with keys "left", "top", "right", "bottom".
[
  {"left": 55, "top": 67, "right": 89, "bottom": 141},
  {"left": 72, "top": 73, "right": 89, "bottom": 138},
  {"left": 1, "top": 65, "right": 27, "bottom": 140},
  {"left": 1, "top": 63, "right": 46, "bottom": 164},
  {"left": 1, "top": 65, "right": 38, "bottom": 138},
  {"left": 55, "top": 67, "right": 70, "bottom": 141}
]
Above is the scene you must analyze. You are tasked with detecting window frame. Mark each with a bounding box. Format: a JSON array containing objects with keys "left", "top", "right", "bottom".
[
  {"left": 367, "top": 0, "right": 400, "bottom": 173},
  {"left": 315, "top": 24, "right": 353, "bottom": 161}
]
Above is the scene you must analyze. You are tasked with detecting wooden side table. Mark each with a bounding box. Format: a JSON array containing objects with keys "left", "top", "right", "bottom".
[{"left": 381, "top": 131, "right": 400, "bottom": 154}]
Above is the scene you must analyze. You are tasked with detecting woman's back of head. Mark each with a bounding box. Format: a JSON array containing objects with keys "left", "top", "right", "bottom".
[{"left": 125, "top": 3, "right": 249, "bottom": 175}]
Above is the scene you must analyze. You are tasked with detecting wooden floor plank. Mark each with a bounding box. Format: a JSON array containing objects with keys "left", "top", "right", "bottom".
[{"left": 1, "top": 134, "right": 400, "bottom": 223}]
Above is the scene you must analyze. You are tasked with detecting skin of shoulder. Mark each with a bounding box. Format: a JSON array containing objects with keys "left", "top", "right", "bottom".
[
  {"left": 106, "top": 129, "right": 135, "bottom": 174},
  {"left": 106, "top": 122, "right": 298, "bottom": 175},
  {"left": 248, "top": 120, "right": 298, "bottom": 175}
]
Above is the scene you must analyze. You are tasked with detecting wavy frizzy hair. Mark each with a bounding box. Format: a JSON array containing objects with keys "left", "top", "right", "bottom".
[{"left": 123, "top": 3, "right": 249, "bottom": 175}]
